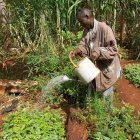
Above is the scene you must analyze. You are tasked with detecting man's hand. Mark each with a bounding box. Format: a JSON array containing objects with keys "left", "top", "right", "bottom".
[{"left": 69, "top": 48, "right": 82, "bottom": 58}]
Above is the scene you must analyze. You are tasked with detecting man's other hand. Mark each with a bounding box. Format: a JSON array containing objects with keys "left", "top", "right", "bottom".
[{"left": 69, "top": 48, "right": 82, "bottom": 58}]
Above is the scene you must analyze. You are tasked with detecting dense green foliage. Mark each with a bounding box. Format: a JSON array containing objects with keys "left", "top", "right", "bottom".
[
  {"left": 81, "top": 95, "right": 140, "bottom": 139},
  {"left": 69, "top": 94, "right": 140, "bottom": 139},
  {"left": 22, "top": 30, "right": 84, "bottom": 104},
  {"left": 26, "top": 45, "right": 88, "bottom": 104},
  {"left": 1, "top": 0, "right": 139, "bottom": 57},
  {"left": 91, "top": 99, "right": 140, "bottom": 139},
  {"left": 124, "top": 64, "right": 140, "bottom": 88},
  {"left": 2, "top": 108, "right": 66, "bottom": 140},
  {"left": 25, "top": 53, "right": 60, "bottom": 77}
]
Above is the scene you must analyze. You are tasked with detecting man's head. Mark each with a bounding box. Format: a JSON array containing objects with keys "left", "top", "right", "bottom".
[{"left": 77, "top": 8, "right": 94, "bottom": 29}]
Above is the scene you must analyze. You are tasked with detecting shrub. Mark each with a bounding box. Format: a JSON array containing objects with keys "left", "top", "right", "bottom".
[
  {"left": 86, "top": 95, "right": 140, "bottom": 140},
  {"left": 23, "top": 28, "right": 86, "bottom": 104},
  {"left": 124, "top": 64, "right": 140, "bottom": 88},
  {"left": 25, "top": 52, "right": 61, "bottom": 78},
  {"left": 56, "top": 46, "right": 88, "bottom": 105},
  {"left": 24, "top": 45, "right": 88, "bottom": 105},
  {"left": 25, "top": 45, "right": 77, "bottom": 78},
  {"left": 60, "top": 30, "right": 83, "bottom": 46},
  {"left": 2, "top": 108, "right": 66, "bottom": 140}
]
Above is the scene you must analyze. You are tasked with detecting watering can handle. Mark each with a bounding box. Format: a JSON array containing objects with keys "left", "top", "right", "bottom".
[{"left": 69, "top": 51, "right": 79, "bottom": 68}]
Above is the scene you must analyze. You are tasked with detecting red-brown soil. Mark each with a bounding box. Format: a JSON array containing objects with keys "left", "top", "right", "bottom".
[
  {"left": 116, "top": 60, "right": 140, "bottom": 113},
  {"left": 0, "top": 115, "right": 4, "bottom": 128},
  {"left": 66, "top": 108, "right": 88, "bottom": 140}
]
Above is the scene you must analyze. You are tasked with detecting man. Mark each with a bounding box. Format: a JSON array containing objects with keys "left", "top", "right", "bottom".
[{"left": 70, "top": 8, "right": 121, "bottom": 107}]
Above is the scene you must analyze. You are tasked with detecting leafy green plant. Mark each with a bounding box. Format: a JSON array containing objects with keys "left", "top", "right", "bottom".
[
  {"left": 25, "top": 53, "right": 61, "bottom": 78},
  {"left": 40, "top": 85, "right": 64, "bottom": 105},
  {"left": 2, "top": 108, "right": 66, "bottom": 140},
  {"left": 86, "top": 95, "right": 140, "bottom": 140},
  {"left": 60, "top": 30, "right": 82, "bottom": 45},
  {"left": 60, "top": 30, "right": 75, "bottom": 45},
  {"left": 124, "top": 64, "right": 140, "bottom": 88},
  {"left": 24, "top": 45, "right": 87, "bottom": 105},
  {"left": 55, "top": 46, "right": 88, "bottom": 105},
  {"left": 25, "top": 44, "right": 80, "bottom": 79}
]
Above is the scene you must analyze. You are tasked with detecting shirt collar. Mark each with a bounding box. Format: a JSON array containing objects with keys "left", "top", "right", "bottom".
[{"left": 89, "top": 19, "right": 98, "bottom": 40}]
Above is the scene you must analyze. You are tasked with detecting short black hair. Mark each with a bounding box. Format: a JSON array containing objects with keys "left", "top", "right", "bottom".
[{"left": 77, "top": 8, "right": 93, "bottom": 19}]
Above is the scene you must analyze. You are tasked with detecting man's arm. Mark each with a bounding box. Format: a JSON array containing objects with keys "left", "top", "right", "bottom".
[{"left": 91, "top": 26, "right": 118, "bottom": 61}]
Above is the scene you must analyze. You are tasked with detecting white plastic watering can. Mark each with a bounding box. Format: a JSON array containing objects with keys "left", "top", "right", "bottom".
[{"left": 69, "top": 55, "right": 100, "bottom": 84}]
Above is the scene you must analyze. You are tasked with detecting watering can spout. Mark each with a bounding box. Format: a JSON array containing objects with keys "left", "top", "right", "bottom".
[{"left": 62, "top": 75, "right": 72, "bottom": 82}]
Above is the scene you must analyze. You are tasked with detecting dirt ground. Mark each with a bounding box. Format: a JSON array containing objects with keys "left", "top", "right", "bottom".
[
  {"left": 66, "top": 108, "right": 88, "bottom": 140},
  {"left": 66, "top": 118, "right": 88, "bottom": 140},
  {"left": 116, "top": 60, "right": 140, "bottom": 113}
]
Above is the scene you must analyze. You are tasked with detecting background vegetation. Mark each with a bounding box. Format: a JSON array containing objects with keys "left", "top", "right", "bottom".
[{"left": 1, "top": 0, "right": 140, "bottom": 57}]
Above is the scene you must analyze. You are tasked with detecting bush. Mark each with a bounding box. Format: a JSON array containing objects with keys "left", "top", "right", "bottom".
[
  {"left": 24, "top": 44, "right": 88, "bottom": 105},
  {"left": 86, "top": 95, "right": 140, "bottom": 140},
  {"left": 25, "top": 45, "right": 78, "bottom": 78},
  {"left": 24, "top": 45, "right": 88, "bottom": 105},
  {"left": 55, "top": 46, "right": 88, "bottom": 105},
  {"left": 60, "top": 30, "right": 83, "bottom": 46},
  {"left": 2, "top": 108, "right": 66, "bottom": 140},
  {"left": 25, "top": 52, "right": 61, "bottom": 78},
  {"left": 124, "top": 64, "right": 140, "bottom": 88}
]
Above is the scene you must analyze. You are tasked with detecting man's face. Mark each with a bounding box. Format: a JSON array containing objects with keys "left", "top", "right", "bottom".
[{"left": 78, "top": 15, "right": 92, "bottom": 29}]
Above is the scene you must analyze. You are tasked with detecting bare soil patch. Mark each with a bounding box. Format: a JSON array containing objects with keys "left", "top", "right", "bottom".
[{"left": 116, "top": 60, "right": 140, "bottom": 113}]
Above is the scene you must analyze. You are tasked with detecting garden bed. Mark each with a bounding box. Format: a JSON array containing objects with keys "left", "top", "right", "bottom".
[
  {"left": 0, "top": 60, "right": 140, "bottom": 140},
  {"left": 116, "top": 60, "right": 140, "bottom": 113}
]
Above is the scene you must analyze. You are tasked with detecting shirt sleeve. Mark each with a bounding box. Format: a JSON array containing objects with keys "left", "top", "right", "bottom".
[{"left": 91, "top": 26, "right": 118, "bottom": 61}]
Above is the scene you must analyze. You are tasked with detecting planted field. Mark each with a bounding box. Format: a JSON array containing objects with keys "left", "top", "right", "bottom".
[{"left": 0, "top": 0, "right": 140, "bottom": 139}]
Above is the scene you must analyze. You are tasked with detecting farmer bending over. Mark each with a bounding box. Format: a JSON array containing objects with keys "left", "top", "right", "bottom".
[{"left": 69, "top": 8, "right": 121, "bottom": 109}]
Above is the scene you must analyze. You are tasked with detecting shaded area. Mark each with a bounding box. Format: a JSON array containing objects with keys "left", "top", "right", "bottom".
[{"left": 1, "top": 99, "right": 18, "bottom": 115}]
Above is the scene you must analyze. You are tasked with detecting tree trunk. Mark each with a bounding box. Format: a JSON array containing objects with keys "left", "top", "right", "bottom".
[
  {"left": 56, "top": 3, "right": 61, "bottom": 37},
  {"left": 113, "top": 0, "right": 116, "bottom": 32}
]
